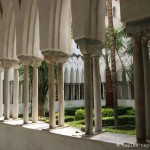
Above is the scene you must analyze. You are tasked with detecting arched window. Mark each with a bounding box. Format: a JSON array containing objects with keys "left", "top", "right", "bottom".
[{"left": 113, "top": 6, "right": 117, "bottom": 18}]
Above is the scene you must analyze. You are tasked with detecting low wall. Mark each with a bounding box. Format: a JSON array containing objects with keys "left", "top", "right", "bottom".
[
  {"left": 0, "top": 123, "right": 144, "bottom": 150},
  {"left": 2, "top": 99, "right": 135, "bottom": 115},
  {"left": 44, "top": 99, "right": 135, "bottom": 112}
]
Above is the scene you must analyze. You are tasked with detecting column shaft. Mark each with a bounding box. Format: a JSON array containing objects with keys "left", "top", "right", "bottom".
[
  {"left": 78, "top": 84, "right": 81, "bottom": 100},
  {"left": 4, "top": 69, "right": 10, "bottom": 120},
  {"left": 48, "top": 63, "right": 56, "bottom": 129},
  {"left": 23, "top": 66, "right": 29, "bottom": 124},
  {"left": 142, "top": 41, "right": 150, "bottom": 140},
  {"left": 127, "top": 82, "right": 131, "bottom": 100},
  {"left": 32, "top": 67, "right": 38, "bottom": 123},
  {"left": 0, "top": 71, "right": 3, "bottom": 117},
  {"left": 12, "top": 69, "right": 19, "bottom": 119},
  {"left": 133, "top": 41, "right": 146, "bottom": 143},
  {"left": 58, "top": 63, "right": 64, "bottom": 127},
  {"left": 93, "top": 57, "right": 102, "bottom": 132},
  {"left": 84, "top": 54, "right": 93, "bottom": 135}
]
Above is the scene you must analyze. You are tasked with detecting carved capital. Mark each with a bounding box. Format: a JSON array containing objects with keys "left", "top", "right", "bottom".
[
  {"left": 0, "top": 59, "right": 17, "bottom": 69},
  {"left": 75, "top": 38, "right": 104, "bottom": 56},
  {"left": 42, "top": 50, "right": 70, "bottom": 64},
  {"left": 31, "top": 61, "right": 41, "bottom": 68}
]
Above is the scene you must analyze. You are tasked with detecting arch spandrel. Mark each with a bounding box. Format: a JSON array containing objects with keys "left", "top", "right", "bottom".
[
  {"left": 0, "top": 0, "right": 17, "bottom": 62},
  {"left": 71, "top": 0, "right": 105, "bottom": 42},
  {"left": 37, "top": 0, "right": 71, "bottom": 60}
]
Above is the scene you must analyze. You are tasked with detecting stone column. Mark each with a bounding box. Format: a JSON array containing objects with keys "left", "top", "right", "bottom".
[
  {"left": 133, "top": 35, "right": 146, "bottom": 143},
  {"left": 72, "top": 83, "right": 75, "bottom": 100},
  {"left": 65, "top": 83, "right": 69, "bottom": 100},
  {"left": 23, "top": 65, "right": 30, "bottom": 124},
  {"left": 102, "top": 83, "right": 105, "bottom": 99},
  {"left": 84, "top": 54, "right": 93, "bottom": 135},
  {"left": 92, "top": 56, "right": 102, "bottom": 133},
  {"left": 58, "top": 63, "right": 64, "bottom": 127},
  {"left": 78, "top": 84, "right": 81, "bottom": 100},
  {"left": 0, "top": 67, "right": 3, "bottom": 117},
  {"left": 142, "top": 38, "right": 150, "bottom": 141},
  {"left": 2, "top": 62, "right": 12, "bottom": 120},
  {"left": 48, "top": 63, "right": 56, "bottom": 129},
  {"left": 12, "top": 64, "right": 20, "bottom": 119},
  {"left": 31, "top": 62, "right": 40, "bottom": 123},
  {"left": 127, "top": 82, "right": 131, "bottom": 100}
]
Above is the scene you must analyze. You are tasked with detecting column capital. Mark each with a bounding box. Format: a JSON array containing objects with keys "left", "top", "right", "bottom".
[
  {"left": 12, "top": 61, "right": 20, "bottom": 70},
  {"left": 42, "top": 50, "right": 70, "bottom": 64},
  {"left": 31, "top": 61, "right": 41, "bottom": 68},
  {"left": 75, "top": 38, "right": 104, "bottom": 56},
  {"left": 1, "top": 59, "right": 15, "bottom": 69}
]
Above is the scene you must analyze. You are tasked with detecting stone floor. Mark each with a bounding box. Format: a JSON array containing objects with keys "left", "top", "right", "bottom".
[{"left": 0, "top": 118, "right": 138, "bottom": 145}]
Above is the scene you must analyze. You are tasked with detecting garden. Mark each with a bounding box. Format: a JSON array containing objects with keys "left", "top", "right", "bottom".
[{"left": 38, "top": 106, "right": 136, "bottom": 135}]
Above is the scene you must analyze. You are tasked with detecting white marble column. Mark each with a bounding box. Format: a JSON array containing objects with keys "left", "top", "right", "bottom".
[
  {"left": 0, "top": 68, "right": 3, "bottom": 117},
  {"left": 48, "top": 63, "right": 56, "bottom": 129},
  {"left": 2, "top": 62, "right": 12, "bottom": 120},
  {"left": 32, "top": 62, "right": 40, "bottom": 123},
  {"left": 133, "top": 35, "right": 146, "bottom": 143},
  {"left": 58, "top": 63, "right": 64, "bottom": 127},
  {"left": 23, "top": 65, "right": 29, "bottom": 124},
  {"left": 12, "top": 64, "right": 20, "bottom": 119},
  {"left": 92, "top": 56, "right": 102, "bottom": 133},
  {"left": 84, "top": 54, "right": 93, "bottom": 135},
  {"left": 142, "top": 38, "right": 150, "bottom": 141},
  {"left": 102, "top": 83, "right": 105, "bottom": 99},
  {"left": 4, "top": 69, "right": 10, "bottom": 120}
]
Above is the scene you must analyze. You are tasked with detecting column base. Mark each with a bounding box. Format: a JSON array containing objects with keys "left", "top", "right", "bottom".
[
  {"left": 147, "top": 139, "right": 150, "bottom": 144},
  {"left": 137, "top": 139, "right": 147, "bottom": 144}
]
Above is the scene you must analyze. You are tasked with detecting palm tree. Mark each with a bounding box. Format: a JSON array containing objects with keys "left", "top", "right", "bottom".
[
  {"left": 107, "top": 0, "right": 118, "bottom": 128},
  {"left": 102, "top": 48, "right": 113, "bottom": 107}
]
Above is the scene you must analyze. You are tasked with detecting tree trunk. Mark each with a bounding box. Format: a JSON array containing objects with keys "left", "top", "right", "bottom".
[
  {"left": 105, "top": 65, "right": 113, "bottom": 107},
  {"left": 107, "top": 0, "right": 118, "bottom": 128},
  {"left": 38, "top": 100, "right": 45, "bottom": 117}
]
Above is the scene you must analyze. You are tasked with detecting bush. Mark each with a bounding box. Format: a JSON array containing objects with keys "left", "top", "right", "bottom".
[
  {"left": 75, "top": 109, "right": 85, "bottom": 120},
  {"left": 102, "top": 115, "right": 135, "bottom": 127},
  {"left": 126, "top": 109, "right": 135, "bottom": 115},
  {"left": 65, "top": 116, "right": 75, "bottom": 122},
  {"left": 102, "top": 108, "right": 114, "bottom": 117},
  {"left": 65, "top": 108, "right": 77, "bottom": 116},
  {"left": 118, "top": 107, "right": 133, "bottom": 115},
  {"left": 65, "top": 107, "right": 84, "bottom": 116}
]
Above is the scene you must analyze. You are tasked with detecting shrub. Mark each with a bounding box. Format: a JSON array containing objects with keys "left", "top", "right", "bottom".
[
  {"left": 65, "top": 116, "right": 75, "bottom": 122},
  {"left": 102, "top": 108, "right": 114, "bottom": 117},
  {"left": 102, "top": 115, "right": 135, "bottom": 127},
  {"left": 75, "top": 109, "right": 85, "bottom": 120},
  {"left": 65, "top": 107, "right": 84, "bottom": 116},
  {"left": 65, "top": 108, "right": 77, "bottom": 116},
  {"left": 126, "top": 109, "right": 135, "bottom": 115},
  {"left": 118, "top": 107, "right": 133, "bottom": 115}
]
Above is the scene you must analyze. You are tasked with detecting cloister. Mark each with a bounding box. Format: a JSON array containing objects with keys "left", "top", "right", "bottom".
[{"left": 0, "top": 0, "right": 149, "bottom": 149}]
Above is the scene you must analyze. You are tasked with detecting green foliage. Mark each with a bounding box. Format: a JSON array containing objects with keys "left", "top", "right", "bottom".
[
  {"left": 118, "top": 107, "right": 133, "bottom": 115},
  {"left": 65, "top": 107, "right": 84, "bottom": 116},
  {"left": 102, "top": 115, "right": 135, "bottom": 126},
  {"left": 65, "top": 116, "right": 75, "bottom": 122},
  {"left": 102, "top": 108, "right": 114, "bottom": 117},
  {"left": 75, "top": 109, "right": 85, "bottom": 120},
  {"left": 104, "top": 125, "right": 136, "bottom": 135},
  {"left": 126, "top": 109, "right": 135, "bottom": 116}
]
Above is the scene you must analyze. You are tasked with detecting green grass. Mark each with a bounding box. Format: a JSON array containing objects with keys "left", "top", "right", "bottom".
[{"left": 104, "top": 125, "right": 136, "bottom": 135}]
